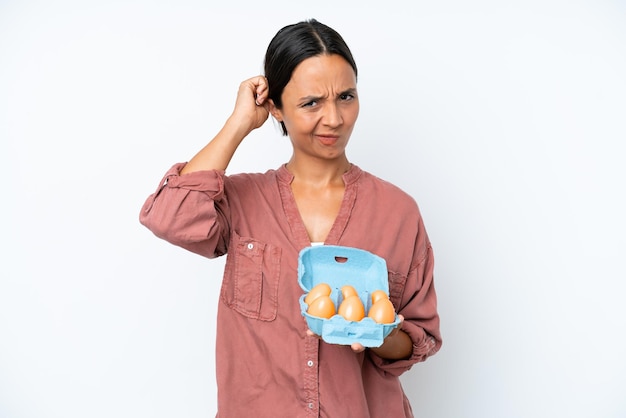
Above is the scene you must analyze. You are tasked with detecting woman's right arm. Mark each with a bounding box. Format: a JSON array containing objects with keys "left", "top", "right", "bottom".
[
  {"left": 139, "top": 76, "right": 271, "bottom": 258},
  {"left": 180, "top": 75, "right": 271, "bottom": 174}
]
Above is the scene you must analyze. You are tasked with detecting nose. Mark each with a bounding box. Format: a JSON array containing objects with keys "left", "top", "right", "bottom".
[{"left": 322, "top": 102, "right": 343, "bottom": 128}]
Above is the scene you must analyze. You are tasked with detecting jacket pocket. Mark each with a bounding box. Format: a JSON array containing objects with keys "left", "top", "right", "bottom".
[{"left": 220, "top": 231, "right": 281, "bottom": 321}]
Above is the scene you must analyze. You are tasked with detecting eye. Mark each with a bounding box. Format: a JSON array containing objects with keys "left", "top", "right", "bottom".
[
  {"left": 302, "top": 100, "right": 318, "bottom": 107},
  {"left": 340, "top": 93, "right": 355, "bottom": 101}
]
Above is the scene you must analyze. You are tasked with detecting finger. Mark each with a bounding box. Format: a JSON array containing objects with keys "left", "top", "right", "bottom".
[
  {"left": 255, "top": 77, "right": 269, "bottom": 105},
  {"left": 255, "top": 89, "right": 266, "bottom": 106},
  {"left": 306, "top": 329, "right": 321, "bottom": 340},
  {"left": 397, "top": 314, "right": 404, "bottom": 327},
  {"left": 386, "top": 314, "right": 404, "bottom": 338},
  {"left": 351, "top": 342, "right": 365, "bottom": 353}
]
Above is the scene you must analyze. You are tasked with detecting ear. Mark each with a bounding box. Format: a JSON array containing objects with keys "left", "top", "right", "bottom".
[{"left": 267, "top": 99, "right": 283, "bottom": 122}]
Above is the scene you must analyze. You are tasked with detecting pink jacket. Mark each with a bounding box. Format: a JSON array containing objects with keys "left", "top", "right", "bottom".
[{"left": 140, "top": 163, "right": 441, "bottom": 417}]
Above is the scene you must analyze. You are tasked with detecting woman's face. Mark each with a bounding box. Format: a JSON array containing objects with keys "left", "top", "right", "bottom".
[{"left": 270, "top": 54, "right": 359, "bottom": 161}]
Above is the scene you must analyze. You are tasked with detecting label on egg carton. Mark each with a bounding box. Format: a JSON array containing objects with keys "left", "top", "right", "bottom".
[{"left": 297, "top": 245, "right": 401, "bottom": 347}]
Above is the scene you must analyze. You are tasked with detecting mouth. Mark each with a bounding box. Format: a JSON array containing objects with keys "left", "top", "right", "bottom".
[{"left": 315, "top": 134, "right": 340, "bottom": 146}]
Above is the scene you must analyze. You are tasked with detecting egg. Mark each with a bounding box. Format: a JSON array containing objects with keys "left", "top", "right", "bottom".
[
  {"left": 341, "top": 285, "right": 358, "bottom": 299},
  {"left": 370, "top": 289, "right": 388, "bottom": 304},
  {"left": 304, "top": 282, "right": 332, "bottom": 305},
  {"left": 306, "top": 295, "right": 336, "bottom": 319},
  {"left": 367, "top": 298, "right": 396, "bottom": 324},
  {"left": 338, "top": 295, "right": 365, "bottom": 321}
]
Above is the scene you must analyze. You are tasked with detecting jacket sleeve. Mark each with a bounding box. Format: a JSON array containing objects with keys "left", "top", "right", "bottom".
[
  {"left": 139, "top": 163, "right": 231, "bottom": 259},
  {"left": 369, "top": 219, "right": 442, "bottom": 376}
]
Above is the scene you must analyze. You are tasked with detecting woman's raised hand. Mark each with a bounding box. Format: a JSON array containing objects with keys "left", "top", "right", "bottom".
[
  {"left": 179, "top": 76, "right": 272, "bottom": 174},
  {"left": 229, "top": 75, "right": 271, "bottom": 135}
]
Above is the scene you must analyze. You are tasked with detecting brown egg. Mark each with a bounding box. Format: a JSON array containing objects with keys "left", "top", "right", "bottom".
[
  {"left": 338, "top": 295, "right": 365, "bottom": 322},
  {"left": 307, "top": 295, "right": 336, "bottom": 319},
  {"left": 341, "top": 285, "right": 358, "bottom": 299},
  {"left": 304, "top": 282, "right": 332, "bottom": 305},
  {"left": 371, "top": 289, "right": 389, "bottom": 304},
  {"left": 367, "top": 298, "right": 396, "bottom": 324}
]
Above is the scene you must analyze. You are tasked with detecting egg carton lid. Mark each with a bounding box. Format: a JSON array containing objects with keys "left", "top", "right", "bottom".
[{"left": 298, "top": 245, "right": 389, "bottom": 294}]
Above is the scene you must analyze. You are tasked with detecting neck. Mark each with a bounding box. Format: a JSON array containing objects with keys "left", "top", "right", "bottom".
[{"left": 286, "top": 154, "right": 351, "bottom": 187}]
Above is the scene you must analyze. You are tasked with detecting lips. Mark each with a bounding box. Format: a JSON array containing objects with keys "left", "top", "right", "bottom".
[{"left": 316, "top": 134, "right": 340, "bottom": 146}]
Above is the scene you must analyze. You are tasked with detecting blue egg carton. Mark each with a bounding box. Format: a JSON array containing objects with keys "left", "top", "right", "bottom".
[{"left": 298, "top": 245, "right": 400, "bottom": 347}]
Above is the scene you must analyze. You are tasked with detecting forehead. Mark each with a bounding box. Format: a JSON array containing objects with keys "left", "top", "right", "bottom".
[{"left": 285, "top": 54, "right": 357, "bottom": 93}]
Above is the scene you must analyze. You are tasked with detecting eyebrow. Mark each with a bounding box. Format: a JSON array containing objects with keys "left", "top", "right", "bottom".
[
  {"left": 298, "top": 88, "right": 358, "bottom": 103},
  {"left": 340, "top": 87, "right": 358, "bottom": 97}
]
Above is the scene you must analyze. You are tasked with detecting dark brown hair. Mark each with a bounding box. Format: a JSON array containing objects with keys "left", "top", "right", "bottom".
[{"left": 264, "top": 19, "right": 358, "bottom": 135}]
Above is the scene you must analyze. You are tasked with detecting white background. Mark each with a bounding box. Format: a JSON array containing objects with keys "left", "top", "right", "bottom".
[{"left": 2, "top": 1, "right": 625, "bottom": 417}]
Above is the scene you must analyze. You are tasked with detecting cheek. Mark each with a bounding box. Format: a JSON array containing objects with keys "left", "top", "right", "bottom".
[
  {"left": 351, "top": 101, "right": 360, "bottom": 117},
  {"left": 349, "top": 107, "right": 360, "bottom": 123},
  {"left": 343, "top": 105, "right": 359, "bottom": 127},
  {"left": 284, "top": 112, "right": 319, "bottom": 133}
]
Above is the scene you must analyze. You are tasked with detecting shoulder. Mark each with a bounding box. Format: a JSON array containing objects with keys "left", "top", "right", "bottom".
[
  {"left": 224, "top": 169, "right": 279, "bottom": 188},
  {"left": 357, "top": 168, "right": 419, "bottom": 212}
]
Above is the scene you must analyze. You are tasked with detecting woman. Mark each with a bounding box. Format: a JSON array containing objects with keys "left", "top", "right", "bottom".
[{"left": 140, "top": 19, "right": 441, "bottom": 418}]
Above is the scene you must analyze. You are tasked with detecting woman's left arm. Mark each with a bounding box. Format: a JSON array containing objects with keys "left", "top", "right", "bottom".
[
  {"left": 361, "top": 237, "right": 442, "bottom": 373},
  {"left": 351, "top": 315, "right": 413, "bottom": 360}
]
